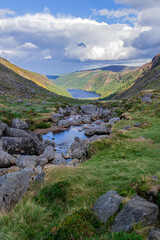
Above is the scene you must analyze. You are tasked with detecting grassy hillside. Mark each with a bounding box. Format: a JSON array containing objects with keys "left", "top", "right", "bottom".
[
  {"left": 0, "top": 91, "right": 160, "bottom": 239},
  {"left": 0, "top": 58, "right": 71, "bottom": 97},
  {"left": 55, "top": 54, "right": 160, "bottom": 99}
]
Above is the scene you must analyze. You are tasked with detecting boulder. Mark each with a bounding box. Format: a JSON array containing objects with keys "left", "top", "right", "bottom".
[
  {"left": 66, "top": 159, "right": 79, "bottom": 167},
  {"left": 148, "top": 229, "right": 160, "bottom": 240},
  {"left": 15, "top": 155, "right": 37, "bottom": 169},
  {"left": 93, "top": 191, "right": 124, "bottom": 223},
  {"left": 111, "top": 195, "right": 158, "bottom": 233},
  {"left": 22, "top": 168, "right": 35, "bottom": 178},
  {"left": 42, "top": 146, "right": 55, "bottom": 161},
  {"left": 0, "top": 150, "right": 16, "bottom": 168},
  {"left": 0, "top": 170, "right": 30, "bottom": 212},
  {"left": 142, "top": 93, "right": 152, "bottom": 103},
  {"left": 53, "top": 157, "right": 66, "bottom": 165},
  {"left": 52, "top": 113, "right": 64, "bottom": 123},
  {"left": 108, "top": 117, "right": 120, "bottom": 125},
  {"left": 80, "top": 115, "right": 92, "bottom": 124},
  {"left": 58, "top": 119, "right": 71, "bottom": 128},
  {"left": 0, "top": 120, "right": 8, "bottom": 137},
  {"left": 70, "top": 137, "right": 89, "bottom": 151},
  {"left": 6, "top": 128, "right": 32, "bottom": 138},
  {"left": 11, "top": 118, "right": 29, "bottom": 130},
  {"left": 71, "top": 148, "right": 87, "bottom": 160},
  {"left": 84, "top": 126, "right": 111, "bottom": 137},
  {"left": 81, "top": 104, "right": 97, "bottom": 114},
  {"left": 35, "top": 165, "right": 43, "bottom": 175},
  {"left": 1, "top": 137, "right": 41, "bottom": 155},
  {"left": 34, "top": 173, "right": 45, "bottom": 183}
]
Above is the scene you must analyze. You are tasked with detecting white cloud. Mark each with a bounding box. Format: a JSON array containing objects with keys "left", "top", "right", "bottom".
[
  {"left": 0, "top": 9, "right": 15, "bottom": 18},
  {"left": 20, "top": 42, "right": 38, "bottom": 49},
  {"left": 0, "top": 8, "right": 159, "bottom": 70},
  {"left": 115, "top": 0, "right": 160, "bottom": 9},
  {"left": 92, "top": 8, "right": 139, "bottom": 23},
  {"left": 42, "top": 55, "right": 52, "bottom": 60}
]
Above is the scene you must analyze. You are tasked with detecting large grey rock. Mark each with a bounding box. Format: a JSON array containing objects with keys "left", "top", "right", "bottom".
[
  {"left": 71, "top": 148, "right": 87, "bottom": 160},
  {"left": 108, "top": 117, "right": 120, "bottom": 125},
  {"left": 42, "top": 146, "right": 55, "bottom": 161},
  {"left": 148, "top": 229, "right": 160, "bottom": 240},
  {"left": 58, "top": 119, "right": 71, "bottom": 128},
  {"left": 15, "top": 155, "right": 37, "bottom": 169},
  {"left": 0, "top": 170, "right": 30, "bottom": 212},
  {"left": 6, "top": 128, "right": 32, "bottom": 138},
  {"left": 70, "top": 137, "right": 89, "bottom": 151},
  {"left": 53, "top": 157, "right": 66, "bottom": 165},
  {"left": 84, "top": 125, "right": 111, "bottom": 137},
  {"left": 34, "top": 173, "right": 45, "bottom": 183},
  {"left": 81, "top": 104, "right": 97, "bottom": 114},
  {"left": 111, "top": 195, "right": 158, "bottom": 233},
  {"left": 11, "top": 118, "right": 29, "bottom": 130},
  {"left": 66, "top": 159, "right": 79, "bottom": 167},
  {"left": 80, "top": 115, "right": 92, "bottom": 124},
  {"left": 1, "top": 137, "right": 40, "bottom": 155},
  {"left": 0, "top": 150, "right": 16, "bottom": 168},
  {"left": 93, "top": 191, "right": 124, "bottom": 223},
  {"left": 142, "top": 93, "right": 152, "bottom": 103},
  {"left": 0, "top": 120, "right": 8, "bottom": 137},
  {"left": 52, "top": 113, "right": 64, "bottom": 123},
  {"left": 37, "top": 146, "right": 55, "bottom": 166}
]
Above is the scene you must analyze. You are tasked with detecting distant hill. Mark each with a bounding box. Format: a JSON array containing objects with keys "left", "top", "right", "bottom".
[
  {"left": 79, "top": 65, "right": 136, "bottom": 73},
  {"left": 54, "top": 54, "right": 160, "bottom": 99},
  {"left": 0, "top": 58, "right": 71, "bottom": 98},
  {"left": 46, "top": 75, "right": 60, "bottom": 80}
]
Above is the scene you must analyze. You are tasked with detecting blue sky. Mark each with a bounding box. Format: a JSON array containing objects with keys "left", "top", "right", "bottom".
[{"left": 0, "top": 0, "right": 160, "bottom": 74}]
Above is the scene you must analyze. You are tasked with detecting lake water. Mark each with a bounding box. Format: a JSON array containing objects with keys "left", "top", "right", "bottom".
[
  {"left": 67, "top": 89, "right": 101, "bottom": 99},
  {"left": 43, "top": 126, "right": 87, "bottom": 153}
]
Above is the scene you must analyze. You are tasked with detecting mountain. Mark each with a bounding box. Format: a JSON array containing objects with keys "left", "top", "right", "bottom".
[
  {"left": 0, "top": 58, "right": 71, "bottom": 98},
  {"left": 78, "top": 65, "right": 136, "bottom": 73},
  {"left": 54, "top": 54, "right": 160, "bottom": 99}
]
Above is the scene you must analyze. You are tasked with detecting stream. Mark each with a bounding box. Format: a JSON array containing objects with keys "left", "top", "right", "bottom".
[{"left": 42, "top": 125, "right": 88, "bottom": 153}]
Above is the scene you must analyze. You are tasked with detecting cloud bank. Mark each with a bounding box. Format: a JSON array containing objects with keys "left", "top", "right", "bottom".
[{"left": 0, "top": 0, "right": 159, "bottom": 73}]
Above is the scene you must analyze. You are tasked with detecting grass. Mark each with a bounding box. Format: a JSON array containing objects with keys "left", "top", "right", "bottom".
[{"left": 0, "top": 97, "right": 160, "bottom": 239}]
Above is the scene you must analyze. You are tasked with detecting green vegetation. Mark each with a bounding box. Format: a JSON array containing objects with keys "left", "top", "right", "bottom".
[
  {"left": 0, "top": 95, "right": 160, "bottom": 239},
  {"left": 0, "top": 57, "right": 71, "bottom": 97}
]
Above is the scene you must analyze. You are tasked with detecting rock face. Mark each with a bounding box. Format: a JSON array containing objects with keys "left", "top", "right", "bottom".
[
  {"left": 84, "top": 126, "right": 111, "bottom": 137},
  {"left": 111, "top": 195, "right": 158, "bottom": 232},
  {"left": 0, "top": 170, "right": 30, "bottom": 212},
  {"left": 93, "top": 191, "right": 124, "bottom": 223},
  {"left": 148, "top": 229, "right": 160, "bottom": 240},
  {"left": 11, "top": 118, "right": 29, "bottom": 130},
  {"left": 0, "top": 150, "right": 16, "bottom": 168}
]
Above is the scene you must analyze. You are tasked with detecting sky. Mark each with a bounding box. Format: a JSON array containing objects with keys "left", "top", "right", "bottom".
[{"left": 0, "top": 0, "right": 160, "bottom": 75}]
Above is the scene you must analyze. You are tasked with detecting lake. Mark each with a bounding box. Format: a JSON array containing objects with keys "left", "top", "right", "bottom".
[{"left": 67, "top": 89, "right": 101, "bottom": 99}]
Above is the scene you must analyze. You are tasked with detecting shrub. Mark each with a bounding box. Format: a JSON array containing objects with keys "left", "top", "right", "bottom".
[
  {"left": 52, "top": 208, "right": 101, "bottom": 240},
  {"left": 34, "top": 181, "right": 70, "bottom": 206},
  {"left": 36, "top": 121, "right": 51, "bottom": 129}
]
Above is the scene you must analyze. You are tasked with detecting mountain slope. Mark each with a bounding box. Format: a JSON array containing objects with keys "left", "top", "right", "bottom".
[
  {"left": 55, "top": 54, "right": 160, "bottom": 99},
  {"left": 0, "top": 58, "right": 71, "bottom": 98}
]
